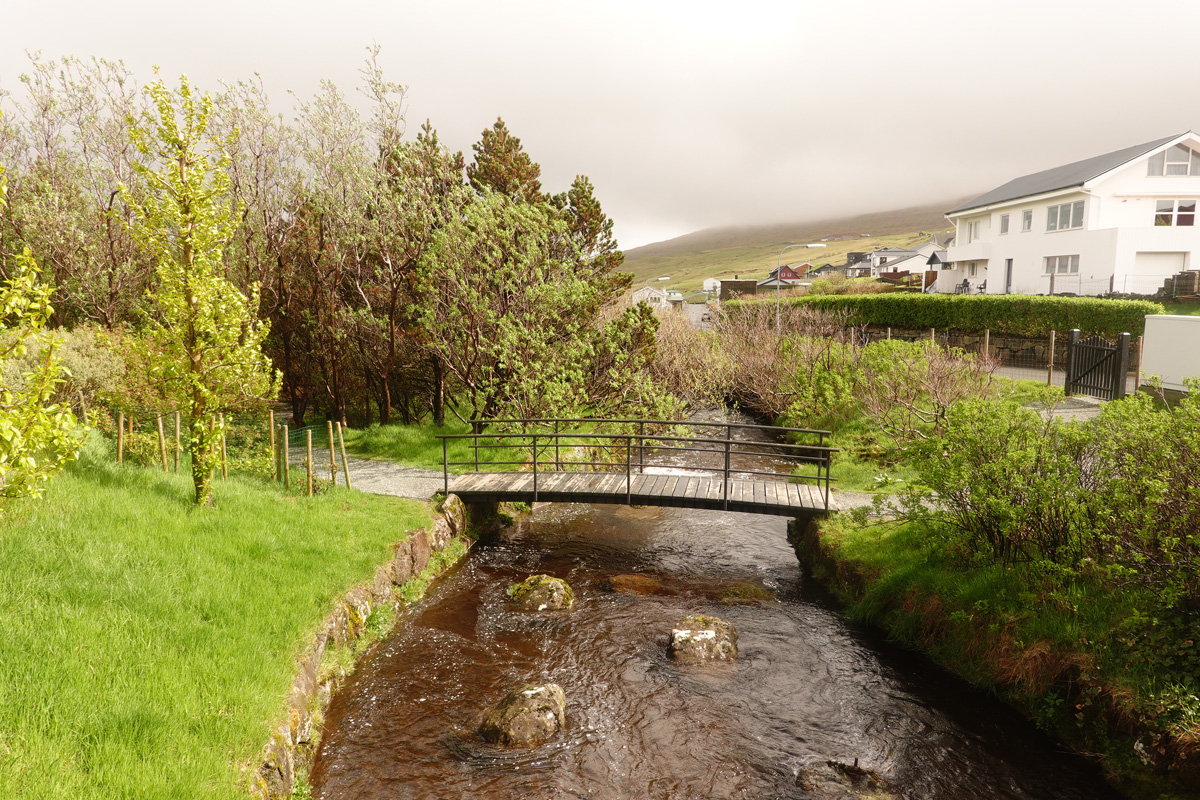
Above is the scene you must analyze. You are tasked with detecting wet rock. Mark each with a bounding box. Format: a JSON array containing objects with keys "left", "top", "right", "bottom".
[
  {"left": 478, "top": 683, "right": 567, "bottom": 746},
  {"left": 794, "top": 760, "right": 899, "bottom": 799},
  {"left": 603, "top": 573, "right": 662, "bottom": 595},
  {"left": 668, "top": 614, "right": 738, "bottom": 663},
  {"left": 507, "top": 574, "right": 574, "bottom": 611},
  {"left": 714, "top": 582, "right": 775, "bottom": 605}
]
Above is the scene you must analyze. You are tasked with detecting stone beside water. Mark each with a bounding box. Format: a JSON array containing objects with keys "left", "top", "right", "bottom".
[
  {"left": 506, "top": 574, "right": 574, "bottom": 611},
  {"left": 603, "top": 573, "right": 662, "bottom": 595},
  {"left": 668, "top": 614, "right": 738, "bottom": 663},
  {"left": 478, "top": 683, "right": 567, "bottom": 746}
]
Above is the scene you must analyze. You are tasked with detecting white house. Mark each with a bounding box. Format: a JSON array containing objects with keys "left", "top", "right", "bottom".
[
  {"left": 702, "top": 277, "right": 721, "bottom": 294},
  {"left": 631, "top": 285, "right": 670, "bottom": 306},
  {"left": 942, "top": 132, "right": 1200, "bottom": 296}
]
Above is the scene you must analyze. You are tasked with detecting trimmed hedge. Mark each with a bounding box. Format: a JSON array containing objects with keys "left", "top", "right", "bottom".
[{"left": 738, "top": 294, "right": 1164, "bottom": 337}]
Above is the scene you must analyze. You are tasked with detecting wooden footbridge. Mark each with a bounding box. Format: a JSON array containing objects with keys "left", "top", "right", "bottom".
[{"left": 438, "top": 418, "right": 837, "bottom": 518}]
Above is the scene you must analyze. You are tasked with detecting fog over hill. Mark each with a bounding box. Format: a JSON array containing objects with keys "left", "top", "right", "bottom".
[
  {"left": 620, "top": 200, "right": 967, "bottom": 291},
  {"left": 624, "top": 201, "right": 961, "bottom": 261}
]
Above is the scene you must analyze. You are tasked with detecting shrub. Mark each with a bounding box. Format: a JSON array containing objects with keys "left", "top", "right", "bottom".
[{"left": 739, "top": 293, "right": 1164, "bottom": 337}]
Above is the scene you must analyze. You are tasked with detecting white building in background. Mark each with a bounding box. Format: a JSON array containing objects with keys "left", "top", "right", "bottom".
[
  {"left": 630, "top": 285, "right": 670, "bottom": 306},
  {"left": 941, "top": 131, "right": 1200, "bottom": 296},
  {"left": 702, "top": 277, "right": 721, "bottom": 294}
]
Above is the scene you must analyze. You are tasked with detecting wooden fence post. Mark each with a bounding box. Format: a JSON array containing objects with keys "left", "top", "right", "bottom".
[
  {"left": 269, "top": 410, "right": 276, "bottom": 480},
  {"left": 219, "top": 413, "right": 228, "bottom": 480},
  {"left": 305, "top": 429, "right": 314, "bottom": 497},
  {"left": 174, "top": 411, "right": 181, "bottom": 472},
  {"left": 929, "top": 327, "right": 936, "bottom": 343},
  {"left": 1134, "top": 335, "right": 1144, "bottom": 391},
  {"left": 117, "top": 411, "right": 125, "bottom": 464},
  {"left": 157, "top": 415, "right": 168, "bottom": 472},
  {"left": 983, "top": 328, "right": 990, "bottom": 358},
  {"left": 327, "top": 420, "right": 337, "bottom": 482},
  {"left": 1047, "top": 330, "right": 1057, "bottom": 386},
  {"left": 886, "top": 326, "right": 892, "bottom": 340},
  {"left": 337, "top": 422, "right": 351, "bottom": 490},
  {"left": 282, "top": 424, "right": 290, "bottom": 488}
]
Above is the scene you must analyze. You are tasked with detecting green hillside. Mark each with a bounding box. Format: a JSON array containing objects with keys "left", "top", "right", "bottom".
[{"left": 622, "top": 201, "right": 959, "bottom": 293}]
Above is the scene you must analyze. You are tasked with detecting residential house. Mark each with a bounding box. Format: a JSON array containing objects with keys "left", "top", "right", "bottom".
[
  {"left": 757, "top": 262, "right": 814, "bottom": 289},
  {"left": 942, "top": 132, "right": 1200, "bottom": 295},
  {"left": 631, "top": 285, "right": 670, "bottom": 307}
]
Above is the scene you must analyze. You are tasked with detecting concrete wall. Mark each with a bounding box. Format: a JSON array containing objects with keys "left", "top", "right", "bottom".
[{"left": 1141, "top": 315, "right": 1200, "bottom": 392}]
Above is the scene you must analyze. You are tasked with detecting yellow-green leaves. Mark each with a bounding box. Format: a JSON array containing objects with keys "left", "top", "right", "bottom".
[{"left": 122, "top": 75, "right": 274, "bottom": 506}]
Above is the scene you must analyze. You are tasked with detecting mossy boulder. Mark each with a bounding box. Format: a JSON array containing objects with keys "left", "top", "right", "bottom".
[
  {"left": 506, "top": 574, "right": 574, "bottom": 611},
  {"left": 603, "top": 573, "right": 662, "bottom": 595},
  {"left": 794, "top": 760, "right": 898, "bottom": 799},
  {"left": 668, "top": 615, "right": 738, "bottom": 663},
  {"left": 714, "top": 582, "right": 775, "bottom": 606},
  {"left": 478, "top": 683, "right": 567, "bottom": 746}
]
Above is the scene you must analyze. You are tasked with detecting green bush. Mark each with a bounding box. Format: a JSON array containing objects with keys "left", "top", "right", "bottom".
[{"left": 744, "top": 294, "right": 1163, "bottom": 337}]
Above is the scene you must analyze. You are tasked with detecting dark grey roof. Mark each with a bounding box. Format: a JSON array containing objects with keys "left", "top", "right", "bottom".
[{"left": 947, "top": 133, "right": 1185, "bottom": 215}]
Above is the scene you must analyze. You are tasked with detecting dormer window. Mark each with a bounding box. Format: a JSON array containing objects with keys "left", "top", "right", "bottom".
[{"left": 1147, "top": 143, "right": 1200, "bottom": 176}]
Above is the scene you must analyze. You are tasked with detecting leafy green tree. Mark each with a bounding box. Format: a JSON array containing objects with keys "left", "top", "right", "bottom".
[
  {"left": 466, "top": 118, "right": 543, "bottom": 201},
  {"left": 0, "top": 156, "right": 84, "bottom": 510},
  {"left": 121, "top": 74, "right": 274, "bottom": 506}
]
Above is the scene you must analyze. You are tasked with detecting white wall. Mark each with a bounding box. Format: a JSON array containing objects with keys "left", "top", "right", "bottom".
[{"left": 1141, "top": 315, "right": 1200, "bottom": 392}]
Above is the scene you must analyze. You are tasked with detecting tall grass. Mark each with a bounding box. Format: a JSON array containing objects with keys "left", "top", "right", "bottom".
[{"left": 0, "top": 435, "right": 431, "bottom": 800}]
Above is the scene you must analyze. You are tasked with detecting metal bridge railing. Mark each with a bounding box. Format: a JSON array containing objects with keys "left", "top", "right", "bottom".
[{"left": 437, "top": 417, "right": 837, "bottom": 511}]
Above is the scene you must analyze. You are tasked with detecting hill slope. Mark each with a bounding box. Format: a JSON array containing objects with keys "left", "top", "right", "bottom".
[{"left": 622, "top": 201, "right": 960, "bottom": 293}]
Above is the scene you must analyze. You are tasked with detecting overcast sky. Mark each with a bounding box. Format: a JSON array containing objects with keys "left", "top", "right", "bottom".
[{"left": 4, "top": 0, "right": 1199, "bottom": 249}]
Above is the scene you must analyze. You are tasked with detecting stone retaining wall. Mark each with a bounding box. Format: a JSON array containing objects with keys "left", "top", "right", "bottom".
[{"left": 252, "top": 493, "right": 480, "bottom": 800}]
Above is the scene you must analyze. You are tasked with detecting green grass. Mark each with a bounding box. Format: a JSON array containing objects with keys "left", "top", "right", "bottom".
[
  {"left": 341, "top": 418, "right": 529, "bottom": 471},
  {"left": 1162, "top": 300, "right": 1200, "bottom": 316},
  {"left": 0, "top": 434, "right": 432, "bottom": 800}
]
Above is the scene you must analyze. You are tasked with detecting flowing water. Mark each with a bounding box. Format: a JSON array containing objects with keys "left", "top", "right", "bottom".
[{"left": 311, "top": 423, "right": 1124, "bottom": 799}]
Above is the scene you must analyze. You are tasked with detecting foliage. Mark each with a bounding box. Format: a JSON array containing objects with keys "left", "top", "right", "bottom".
[
  {"left": 415, "top": 189, "right": 667, "bottom": 422},
  {"left": 1, "top": 324, "right": 125, "bottom": 419},
  {"left": 856, "top": 340, "right": 999, "bottom": 447},
  {"left": 906, "top": 385, "right": 1200, "bottom": 610},
  {"left": 804, "top": 273, "right": 891, "bottom": 296},
  {"left": 0, "top": 155, "right": 84, "bottom": 510},
  {"left": 121, "top": 74, "right": 274, "bottom": 505},
  {"left": 466, "top": 117, "right": 543, "bottom": 202},
  {"left": 745, "top": 293, "right": 1164, "bottom": 337}
]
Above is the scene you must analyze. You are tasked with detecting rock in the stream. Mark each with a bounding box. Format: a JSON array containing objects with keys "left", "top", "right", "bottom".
[
  {"left": 794, "top": 760, "right": 899, "bottom": 799},
  {"left": 603, "top": 573, "right": 662, "bottom": 595},
  {"left": 478, "top": 683, "right": 567, "bottom": 746},
  {"left": 506, "top": 574, "right": 574, "bottom": 611},
  {"left": 667, "top": 614, "right": 738, "bottom": 663}
]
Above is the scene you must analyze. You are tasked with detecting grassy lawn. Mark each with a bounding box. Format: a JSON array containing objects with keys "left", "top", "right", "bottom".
[
  {"left": 0, "top": 435, "right": 432, "bottom": 800},
  {"left": 1162, "top": 299, "right": 1200, "bottom": 316},
  {"left": 341, "top": 418, "right": 524, "bottom": 471}
]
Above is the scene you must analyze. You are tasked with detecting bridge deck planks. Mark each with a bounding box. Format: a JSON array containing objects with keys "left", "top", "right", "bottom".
[{"left": 446, "top": 469, "right": 829, "bottom": 517}]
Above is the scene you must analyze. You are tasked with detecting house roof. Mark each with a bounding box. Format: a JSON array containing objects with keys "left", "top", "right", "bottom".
[
  {"left": 947, "top": 133, "right": 1186, "bottom": 215},
  {"left": 878, "top": 252, "right": 926, "bottom": 270}
]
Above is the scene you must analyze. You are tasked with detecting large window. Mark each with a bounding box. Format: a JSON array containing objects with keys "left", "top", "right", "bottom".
[
  {"left": 966, "top": 220, "right": 982, "bottom": 242},
  {"left": 1047, "top": 200, "right": 1084, "bottom": 231},
  {"left": 1044, "top": 255, "right": 1080, "bottom": 274},
  {"left": 1147, "top": 143, "right": 1200, "bottom": 176},
  {"left": 1154, "top": 199, "right": 1197, "bottom": 226}
]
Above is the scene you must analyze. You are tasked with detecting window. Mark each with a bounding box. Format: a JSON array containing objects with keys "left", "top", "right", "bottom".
[
  {"left": 999, "top": 214, "right": 1009, "bottom": 234},
  {"left": 1022, "top": 209, "right": 1032, "bottom": 231},
  {"left": 1044, "top": 255, "right": 1080, "bottom": 274},
  {"left": 1147, "top": 143, "right": 1200, "bottom": 176},
  {"left": 969, "top": 263, "right": 978, "bottom": 277},
  {"left": 967, "top": 220, "right": 981, "bottom": 242},
  {"left": 1047, "top": 200, "right": 1085, "bottom": 231},
  {"left": 1154, "top": 199, "right": 1197, "bottom": 226}
]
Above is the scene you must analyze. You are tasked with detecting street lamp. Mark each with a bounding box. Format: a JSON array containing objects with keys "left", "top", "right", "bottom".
[{"left": 775, "top": 243, "right": 827, "bottom": 330}]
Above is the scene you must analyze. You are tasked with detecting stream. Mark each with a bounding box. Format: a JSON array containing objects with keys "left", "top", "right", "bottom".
[{"left": 311, "top": 420, "right": 1124, "bottom": 799}]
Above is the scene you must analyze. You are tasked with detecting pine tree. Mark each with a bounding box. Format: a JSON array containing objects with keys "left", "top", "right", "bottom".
[{"left": 466, "top": 118, "right": 543, "bottom": 202}]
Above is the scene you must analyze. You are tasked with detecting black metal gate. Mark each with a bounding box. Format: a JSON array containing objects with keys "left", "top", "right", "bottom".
[{"left": 1065, "top": 329, "right": 1131, "bottom": 400}]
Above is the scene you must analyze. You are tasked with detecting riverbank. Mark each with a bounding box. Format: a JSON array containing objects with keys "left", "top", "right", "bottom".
[
  {"left": 0, "top": 435, "right": 435, "bottom": 800},
  {"left": 792, "top": 515, "right": 1200, "bottom": 800}
]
